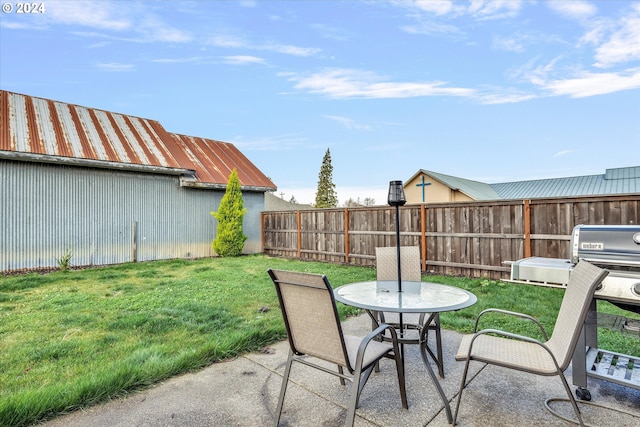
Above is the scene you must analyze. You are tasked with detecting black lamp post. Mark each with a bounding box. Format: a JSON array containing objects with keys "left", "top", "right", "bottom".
[{"left": 388, "top": 180, "right": 406, "bottom": 292}]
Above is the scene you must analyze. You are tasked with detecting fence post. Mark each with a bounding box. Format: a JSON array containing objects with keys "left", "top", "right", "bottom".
[
  {"left": 524, "top": 199, "right": 531, "bottom": 258},
  {"left": 344, "top": 208, "right": 350, "bottom": 264},
  {"left": 296, "top": 210, "right": 302, "bottom": 259},
  {"left": 260, "top": 212, "right": 265, "bottom": 253},
  {"left": 420, "top": 204, "right": 427, "bottom": 272}
]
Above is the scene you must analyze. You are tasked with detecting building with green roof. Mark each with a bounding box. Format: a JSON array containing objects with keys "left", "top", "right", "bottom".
[{"left": 405, "top": 166, "right": 640, "bottom": 204}]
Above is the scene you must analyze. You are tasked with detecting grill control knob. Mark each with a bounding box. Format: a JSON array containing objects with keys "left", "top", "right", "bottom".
[{"left": 633, "top": 282, "right": 640, "bottom": 297}]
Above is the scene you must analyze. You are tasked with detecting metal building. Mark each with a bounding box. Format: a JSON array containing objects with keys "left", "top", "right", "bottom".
[{"left": 0, "top": 90, "right": 276, "bottom": 273}]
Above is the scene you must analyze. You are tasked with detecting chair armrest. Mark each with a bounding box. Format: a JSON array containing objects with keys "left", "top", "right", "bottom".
[
  {"left": 354, "top": 323, "right": 399, "bottom": 370},
  {"left": 363, "top": 323, "right": 397, "bottom": 345},
  {"left": 474, "top": 308, "right": 549, "bottom": 340}
]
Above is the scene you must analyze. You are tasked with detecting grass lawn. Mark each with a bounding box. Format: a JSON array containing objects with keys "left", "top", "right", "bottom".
[{"left": 1, "top": 254, "right": 638, "bottom": 426}]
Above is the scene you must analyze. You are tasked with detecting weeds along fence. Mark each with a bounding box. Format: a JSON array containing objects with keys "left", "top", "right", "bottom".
[{"left": 262, "top": 195, "right": 640, "bottom": 279}]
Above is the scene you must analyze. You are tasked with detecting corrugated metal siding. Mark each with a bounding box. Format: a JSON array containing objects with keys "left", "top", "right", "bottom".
[{"left": 1, "top": 160, "right": 265, "bottom": 272}]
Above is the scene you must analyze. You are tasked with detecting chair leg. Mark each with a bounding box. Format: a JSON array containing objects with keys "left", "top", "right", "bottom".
[
  {"left": 346, "top": 371, "right": 363, "bottom": 427},
  {"left": 274, "top": 350, "right": 294, "bottom": 427},
  {"left": 338, "top": 365, "right": 346, "bottom": 386},
  {"left": 393, "top": 348, "right": 409, "bottom": 409},
  {"left": 434, "top": 314, "right": 444, "bottom": 378},
  {"left": 452, "top": 358, "right": 472, "bottom": 426},
  {"left": 419, "top": 339, "right": 452, "bottom": 423},
  {"left": 372, "top": 312, "right": 382, "bottom": 373},
  {"left": 358, "top": 365, "right": 375, "bottom": 398},
  {"left": 558, "top": 371, "right": 586, "bottom": 427}
]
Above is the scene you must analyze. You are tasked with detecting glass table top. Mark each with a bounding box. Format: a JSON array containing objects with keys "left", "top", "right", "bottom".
[{"left": 334, "top": 280, "right": 477, "bottom": 313}]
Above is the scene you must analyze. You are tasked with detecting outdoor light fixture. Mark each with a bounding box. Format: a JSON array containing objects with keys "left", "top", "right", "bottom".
[
  {"left": 388, "top": 180, "right": 406, "bottom": 293},
  {"left": 387, "top": 180, "right": 406, "bottom": 207}
]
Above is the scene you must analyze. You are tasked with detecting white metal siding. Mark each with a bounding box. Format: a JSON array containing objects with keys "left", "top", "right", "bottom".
[{"left": 1, "top": 160, "right": 265, "bottom": 272}]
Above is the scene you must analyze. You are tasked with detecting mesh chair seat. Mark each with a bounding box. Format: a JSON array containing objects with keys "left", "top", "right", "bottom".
[
  {"left": 344, "top": 335, "right": 395, "bottom": 368},
  {"left": 456, "top": 333, "right": 560, "bottom": 375}
]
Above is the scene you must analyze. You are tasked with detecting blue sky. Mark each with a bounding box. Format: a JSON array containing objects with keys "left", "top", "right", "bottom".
[{"left": 1, "top": 0, "right": 639, "bottom": 205}]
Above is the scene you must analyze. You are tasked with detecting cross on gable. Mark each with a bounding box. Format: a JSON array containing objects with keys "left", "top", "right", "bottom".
[{"left": 416, "top": 175, "right": 431, "bottom": 203}]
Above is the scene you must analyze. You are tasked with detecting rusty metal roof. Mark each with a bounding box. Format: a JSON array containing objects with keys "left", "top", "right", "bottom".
[
  {"left": 170, "top": 133, "right": 275, "bottom": 190},
  {"left": 0, "top": 90, "right": 276, "bottom": 190}
]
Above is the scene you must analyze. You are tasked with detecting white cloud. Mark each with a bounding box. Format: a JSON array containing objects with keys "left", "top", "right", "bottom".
[
  {"left": 593, "top": 4, "right": 640, "bottom": 68},
  {"left": 47, "top": 0, "right": 131, "bottom": 30},
  {"left": 553, "top": 150, "right": 574, "bottom": 158},
  {"left": 546, "top": 0, "right": 597, "bottom": 20},
  {"left": 153, "top": 55, "right": 266, "bottom": 66},
  {"left": 210, "top": 35, "right": 247, "bottom": 48},
  {"left": 476, "top": 91, "right": 536, "bottom": 105},
  {"left": 467, "top": 0, "right": 524, "bottom": 20},
  {"left": 324, "top": 115, "right": 372, "bottom": 131},
  {"left": 0, "top": 21, "right": 34, "bottom": 30},
  {"left": 222, "top": 55, "right": 266, "bottom": 65},
  {"left": 209, "top": 35, "right": 319, "bottom": 57},
  {"left": 267, "top": 43, "right": 320, "bottom": 57},
  {"left": 137, "top": 17, "right": 191, "bottom": 43},
  {"left": 493, "top": 35, "right": 524, "bottom": 53},
  {"left": 413, "top": 0, "right": 455, "bottom": 16},
  {"left": 400, "top": 20, "right": 462, "bottom": 36},
  {"left": 286, "top": 68, "right": 475, "bottom": 99},
  {"left": 36, "top": 0, "right": 191, "bottom": 43},
  {"left": 540, "top": 68, "right": 640, "bottom": 98},
  {"left": 95, "top": 62, "right": 135, "bottom": 72},
  {"left": 152, "top": 57, "right": 206, "bottom": 64}
]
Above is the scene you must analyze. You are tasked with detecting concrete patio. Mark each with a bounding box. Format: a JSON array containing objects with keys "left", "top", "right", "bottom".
[{"left": 43, "top": 313, "right": 640, "bottom": 427}]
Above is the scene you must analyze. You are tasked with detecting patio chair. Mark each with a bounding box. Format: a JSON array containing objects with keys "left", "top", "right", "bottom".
[
  {"left": 375, "top": 246, "right": 445, "bottom": 377},
  {"left": 268, "top": 269, "right": 408, "bottom": 427},
  {"left": 452, "top": 260, "right": 608, "bottom": 427}
]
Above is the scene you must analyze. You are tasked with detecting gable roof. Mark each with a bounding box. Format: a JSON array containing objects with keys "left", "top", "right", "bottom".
[
  {"left": 408, "top": 169, "right": 501, "bottom": 200},
  {"left": 409, "top": 166, "right": 639, "bottom": 201},
  {"left": 490, "top": 166, "right": 640, "bottom": 199},
  {"left": 0, "top": 90, "right": 276, "bottom": 191}
]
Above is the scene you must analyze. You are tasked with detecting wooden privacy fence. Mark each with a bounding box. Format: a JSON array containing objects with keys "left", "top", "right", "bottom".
[{"left": 261, "top": 195, "right": 640, "bottom": 279}]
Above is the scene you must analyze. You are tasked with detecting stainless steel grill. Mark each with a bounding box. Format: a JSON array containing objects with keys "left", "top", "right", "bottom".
[{"left": 507, "top": 224, "right": 640, "bottom": 397}]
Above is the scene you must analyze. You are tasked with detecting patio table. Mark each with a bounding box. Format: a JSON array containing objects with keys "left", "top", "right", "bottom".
[{"left": 334, "top": 280, "right": 477, "bottom": 423}]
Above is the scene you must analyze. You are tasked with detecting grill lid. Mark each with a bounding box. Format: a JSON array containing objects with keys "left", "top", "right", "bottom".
[{"left": 571, "top": 224, "right": 640, "bottom": 266}]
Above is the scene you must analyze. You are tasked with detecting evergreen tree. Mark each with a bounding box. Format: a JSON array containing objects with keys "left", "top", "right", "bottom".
[
  {"left": 211, "top": 169, "right": 247, "bottom": 257},
  {"left": 314, "top": 148, "right": 338, "bottom": 208}
]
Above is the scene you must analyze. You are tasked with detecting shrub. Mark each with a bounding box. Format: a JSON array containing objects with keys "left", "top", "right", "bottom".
[{"left": 211, "top": 169, "right": 247, "bottom": 257}]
